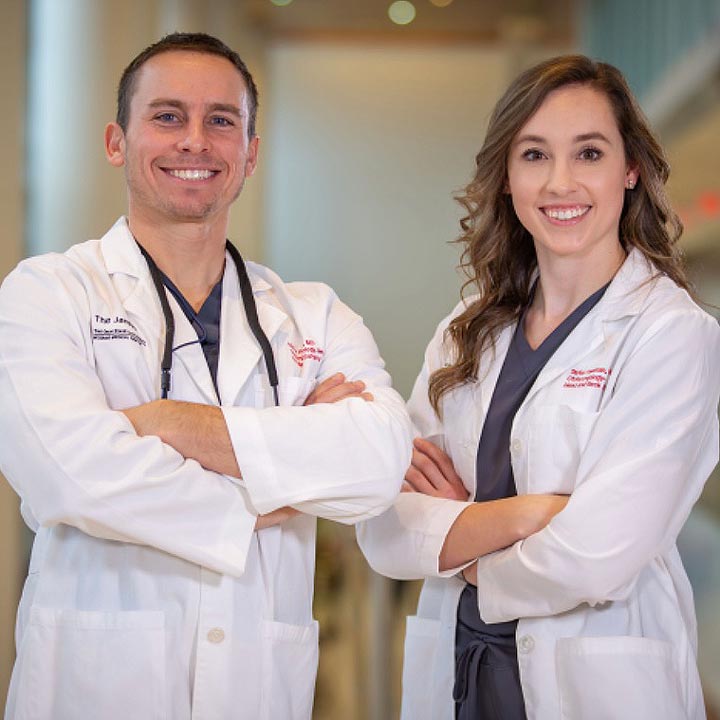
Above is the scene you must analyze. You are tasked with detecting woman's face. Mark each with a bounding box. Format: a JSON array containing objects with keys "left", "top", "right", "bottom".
[{"left": 506, "top": 83, "right": 638, "bottom": 267}]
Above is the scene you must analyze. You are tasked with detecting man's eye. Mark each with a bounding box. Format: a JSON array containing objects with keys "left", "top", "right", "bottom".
[
  {"left": 209, "top": 116, "right": 233, "bottom": 126},
  {"left": 155, "top": 113, "right": 178, "bottom": 123},
  {"left": 521, "top": 149, "right": 545, "bottom": 161}
]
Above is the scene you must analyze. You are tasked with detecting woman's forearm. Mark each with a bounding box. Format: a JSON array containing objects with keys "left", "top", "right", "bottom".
[{"left": 438, "top": 494, "right": 567, "bottom": 571}]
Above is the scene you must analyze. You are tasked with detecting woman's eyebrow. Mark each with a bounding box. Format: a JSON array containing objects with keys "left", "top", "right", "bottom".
[{"left": 514, "top": 131, "right": 612, "bottom": 146}]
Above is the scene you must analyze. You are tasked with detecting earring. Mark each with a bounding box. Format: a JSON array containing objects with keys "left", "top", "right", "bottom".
[{"left": 626, "top": 179, "right": 636, "bottom": 189}]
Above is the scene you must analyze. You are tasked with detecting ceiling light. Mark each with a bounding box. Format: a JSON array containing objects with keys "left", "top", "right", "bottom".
[
  {"left": 270, "top": 0, "right": 293, "bottom": 6},
  {"left": 388, "top": 1, "right": 416, "bottom": 25},
  {"left": 429, "top": 0, "right": 453, "bottom": 6}
]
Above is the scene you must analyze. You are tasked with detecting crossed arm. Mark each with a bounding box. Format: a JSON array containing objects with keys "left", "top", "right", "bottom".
[
  {"left": 122, "top": 373, "right": 372, "bottom": 529},
  {"left": 403, "top": 438, "right": 567, "bottom": 574}
]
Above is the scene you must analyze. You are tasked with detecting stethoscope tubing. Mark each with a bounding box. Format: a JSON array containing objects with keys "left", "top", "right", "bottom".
[{"left": 138, "top": 241, "right": 280, "bottom": 406}]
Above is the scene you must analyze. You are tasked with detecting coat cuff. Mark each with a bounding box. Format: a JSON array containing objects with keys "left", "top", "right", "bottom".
[{"left": 221, "top": 405, "right": 280, "bottom": 514}]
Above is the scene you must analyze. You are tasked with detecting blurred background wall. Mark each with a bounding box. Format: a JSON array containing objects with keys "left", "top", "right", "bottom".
[{"left": 1, "top": 0, "right": 719, "bottom": 717}]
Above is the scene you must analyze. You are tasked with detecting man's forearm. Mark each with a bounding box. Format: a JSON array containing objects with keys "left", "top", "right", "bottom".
[{"left": 123, "top": 399, "right": 241, "bottom": 478}]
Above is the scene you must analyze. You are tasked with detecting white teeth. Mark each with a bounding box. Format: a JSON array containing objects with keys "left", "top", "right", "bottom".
[
  {"left": 544, "top": 206, "right": 589, "bottom": 220},
  {"left": 168, "top": 169, "right": 214, "bottom": 180}
]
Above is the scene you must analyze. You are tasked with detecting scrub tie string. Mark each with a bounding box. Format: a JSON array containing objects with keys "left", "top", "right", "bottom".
[{"left": 453, "top": 636, "right": 491, "bottom": 703}]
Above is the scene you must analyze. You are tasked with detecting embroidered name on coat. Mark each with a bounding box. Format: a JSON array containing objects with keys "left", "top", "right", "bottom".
[
  {"left": 288, "top": 339, "right": 324, "bottom": 367},
  {"left": 92, "top": 315, "right": 147, "bottom": 346},
  {"left": 563, "top": 367, "right": 611, "bottom": 389}
]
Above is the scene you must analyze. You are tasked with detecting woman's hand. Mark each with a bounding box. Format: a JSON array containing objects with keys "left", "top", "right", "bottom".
[
  {"left": 402, "top": 437, "right": 470, "bottom": 501},
  {"left": 255, "top": 506, "right": 300, "bottom": 530}
]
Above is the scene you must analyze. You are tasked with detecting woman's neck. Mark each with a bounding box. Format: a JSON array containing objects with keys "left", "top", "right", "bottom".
[{"left": 524, "top": 242, "right": 626, "bottom": 349}]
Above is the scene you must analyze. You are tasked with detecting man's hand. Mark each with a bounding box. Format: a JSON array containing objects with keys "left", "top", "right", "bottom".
[
  {"left": 304, "top": 372, "right": 373, "bottom": 405},
  {"left": 402, "top": 437, "right": 469, "bottom": 501}
]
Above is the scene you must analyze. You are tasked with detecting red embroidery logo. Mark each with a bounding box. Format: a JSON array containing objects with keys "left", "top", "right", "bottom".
[
  {"left": 288, "top": 339, "right": 325, "bottom": 368},
  {"left": 563, "top": 367, "right": 611, "bottom": 390}
]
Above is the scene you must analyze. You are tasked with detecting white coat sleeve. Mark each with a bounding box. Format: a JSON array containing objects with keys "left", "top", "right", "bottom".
[
  {"left": 222, "top": 292, "right": 413, "bottom": 523},
  {"left": 0, "top": 260, "right": 256, "bottom": 577},
  {"left": 357, "top": 308, "right": 474, "bottom": 578},
  {"left": 474, "top": 308, "right": 720, "bottom": 623}
]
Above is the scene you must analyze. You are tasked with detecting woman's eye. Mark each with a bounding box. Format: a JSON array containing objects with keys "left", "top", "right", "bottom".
[
  {"left": 521, "top": 149, "right": 545, "bottom": 161},
  {"left": 579, "top": 147, "right": 603, "bottom": 161}
]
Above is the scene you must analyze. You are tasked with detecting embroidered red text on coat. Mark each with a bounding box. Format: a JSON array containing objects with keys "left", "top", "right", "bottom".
[{"left": 563, "top": 367, "right": 611, "bottom": 390}]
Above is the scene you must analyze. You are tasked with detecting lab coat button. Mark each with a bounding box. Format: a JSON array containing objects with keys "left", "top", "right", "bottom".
[
  {"left": 207, "top": 627, "right": 225, "bottom": 644},
  {"left": 511, "top": 438, "right": 522, "bottom": 453},
  {"left": 518, "top": 635, "right": 535, "bottom": 654}
]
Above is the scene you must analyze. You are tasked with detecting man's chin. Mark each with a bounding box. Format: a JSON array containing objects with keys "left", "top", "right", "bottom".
[{"left": 164, "top": 203, "right": 218, "bottom": 223}]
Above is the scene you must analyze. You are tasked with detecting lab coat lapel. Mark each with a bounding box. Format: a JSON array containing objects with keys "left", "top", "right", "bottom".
[
  {"left": 101, "top": 218, "right": 219, "bottom": 404},
  {"left": 217, "top": 255, "right": 289, "bottom": 407},
  {"left": 102, "top": 218, "right": 160, "bottom": 330},
  {"left": 523, "top": 311, "right": 606, "bottom": 405},
  {"left": 522, "top": 249, "right": 652, "bottom": 405},
  {"left": 100, "top": 219, "right": 165, "bottom": 396}
]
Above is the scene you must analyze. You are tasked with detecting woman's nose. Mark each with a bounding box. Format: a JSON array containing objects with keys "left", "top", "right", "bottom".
[{"left": 545, "top": 159, "right": 577, "bottom": 195}]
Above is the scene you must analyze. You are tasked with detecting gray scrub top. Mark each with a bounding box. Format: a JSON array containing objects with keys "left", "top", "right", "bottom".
[{"left": 454, "top": 281, "right": 609, "bottom": 720}]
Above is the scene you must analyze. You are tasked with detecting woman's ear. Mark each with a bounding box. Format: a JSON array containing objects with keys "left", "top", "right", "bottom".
[{"left": 625, "top": 164, "right": 639, "bottom": 190}]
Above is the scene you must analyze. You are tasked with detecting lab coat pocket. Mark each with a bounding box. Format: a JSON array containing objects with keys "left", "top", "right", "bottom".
[
  {"left": 261, "top": 618, "right": 319, "bottom": 720},
  {"left": 527, "top": 405, "right": 599, "bottom": 494},
  {"left": 13, "top": 607, "right": 166, "bottom": 720},
  {"left": 556, "top": 635, "right": 686, "bottom": 720},
  {"left": 400, "top": 616, "right": 443, "bottom": 720}
]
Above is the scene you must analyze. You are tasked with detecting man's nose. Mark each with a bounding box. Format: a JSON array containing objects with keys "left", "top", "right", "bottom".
[{"left": 177, "top": 119, "right": 210, "bottom": 153}]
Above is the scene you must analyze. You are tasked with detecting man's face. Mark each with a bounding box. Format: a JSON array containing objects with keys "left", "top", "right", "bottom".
[{"left": 105, "top": 50, "right": 259, "bottom": 227}]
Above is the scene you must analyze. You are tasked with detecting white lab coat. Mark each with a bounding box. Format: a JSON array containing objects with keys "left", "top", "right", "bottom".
[
  {"left": 358, "top": 249, "right": 720, "bottom": 720},
  {"left": 0, "top": 217, "right": 412, "bottom": 720}
]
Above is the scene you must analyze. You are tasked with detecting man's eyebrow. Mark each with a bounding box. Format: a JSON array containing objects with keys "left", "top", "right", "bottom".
[
  {"left": 146, "top": 99, "right": 244, "bottom": 117},
  {"left": 513, "top": 131, "right": 612, "bottom": 145},
  {"left": 147, "top": 99, "right": 186, "bottom": 110},
  {"left": 207, "top": 103, "right": 244, "bottom": 117}
]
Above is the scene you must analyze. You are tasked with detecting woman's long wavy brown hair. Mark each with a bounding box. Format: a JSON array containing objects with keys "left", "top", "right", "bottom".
[{"left": 428, "top": 54, "right": 689, "bottom": 416}]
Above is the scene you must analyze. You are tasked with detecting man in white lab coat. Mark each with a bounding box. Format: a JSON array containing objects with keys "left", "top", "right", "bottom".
[{"left": 0, "top": 32, "right": 411, "bottom": 720}]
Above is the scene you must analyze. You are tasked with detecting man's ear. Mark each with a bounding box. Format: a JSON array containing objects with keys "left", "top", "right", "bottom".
[
  {"left": 105, "top": 122, "right": 126, "bottom": 167},
  {"left": 244, "top": 135, "right": 260, "bottom": 178}
]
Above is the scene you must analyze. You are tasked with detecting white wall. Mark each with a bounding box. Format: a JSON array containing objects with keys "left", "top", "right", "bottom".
[{"left": 265, "top": 43, "right": 513, "bottom": 396}]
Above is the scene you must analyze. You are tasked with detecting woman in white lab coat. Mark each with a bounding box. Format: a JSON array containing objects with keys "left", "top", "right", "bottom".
[{"left": 358, "top": 55, "right": 720, "bottom": 719}]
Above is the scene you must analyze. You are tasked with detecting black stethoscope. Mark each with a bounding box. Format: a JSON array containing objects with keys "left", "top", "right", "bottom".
[{"left": 138, "top": 241, "right": 280, "bottom": 406}]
